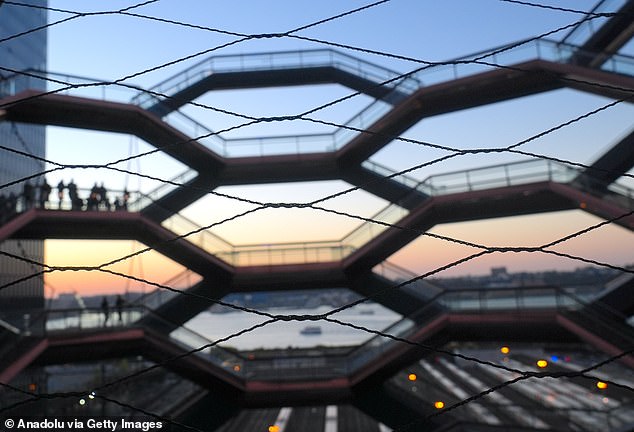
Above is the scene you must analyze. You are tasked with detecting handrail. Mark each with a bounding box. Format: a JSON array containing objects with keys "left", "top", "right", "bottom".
[
  {"left": 344, "top": 283, "right": 629, "bottom": 376},
  {"left": 373, "top": 261, "right": 445, "bottom": 301},
  {"left": 12, "top": 283, "right": 631, "bottom": 383},
  {"left": 4, "top": 39, "right": 633, "bottom": 162},
  {"left": 4, "top": 158, "right": 634, "bottom": 268},
  {"left": 132, "top": 38, "right": 634, "bottom": 158},
  {"left": 131, "top": 268, "right": 202, "bottom": 311},
  {"left": 361, "top": 159, "right": 422, "bottom": 189},
  {"left": 0, "top": 318, "right": 20, "bottom": 335},
  {"left": 560, "top": 0, "right": 627, "bottom": 46},
  {"left": 40, "top": 303, "right": 248, "bottom": 376},
  {"left": 339, "top": 157, "right": 634, "bottom": 256},
  {"left": 130, "top": 48, "right": 422, "bottom": 108},
  {"left": 126, "top": 168, "right": 199, "bottom": 212}
]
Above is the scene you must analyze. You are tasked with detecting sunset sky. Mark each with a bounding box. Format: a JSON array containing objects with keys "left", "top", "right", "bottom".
[{"left": 13, "top": 0, "right": 632, "bottom": 296}]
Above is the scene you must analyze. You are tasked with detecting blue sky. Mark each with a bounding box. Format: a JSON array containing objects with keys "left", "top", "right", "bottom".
[{"left": 27, "top": 0, "right": 634, "bottom": 292}]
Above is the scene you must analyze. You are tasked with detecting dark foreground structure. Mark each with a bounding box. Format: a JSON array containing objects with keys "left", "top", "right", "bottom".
[{"left": 1, "top": 1, "right": 634, "bottom": 430}]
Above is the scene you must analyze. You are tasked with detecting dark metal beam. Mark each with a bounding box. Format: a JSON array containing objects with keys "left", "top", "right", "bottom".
[
  {"left": 340, "top": 165, "right": 428, "bottom": 210},
  {"left": 148, "top": 67, "right": 408, "bottom": 117},
  {"left": 575, "top": 128, "right": 634, "bottom": 189},
  {"left": 8, "top": 210, "right": 233, "bottom": 280},
  {"left": 571, "top": 0, "right": 634, "bottom": 68},
  {"left": 343, "top": 182, "right": 574, "bottom": 275},
  {"left": 0, "top": 90, "right": 224, "bottom": 172}
]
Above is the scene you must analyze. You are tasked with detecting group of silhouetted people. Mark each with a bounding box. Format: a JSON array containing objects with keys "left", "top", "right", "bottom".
[
  {"left": 57, "top": 180, "right": 130, "bottom": 212},
  {"left": 0, "top": 179, "right": 132, "bottom": 225},
  {"left": 0, "top": 179, "right": 53, "bottom": 220},
  {"left": 101, "top": 294, "right": 126, "bottom": 326}
]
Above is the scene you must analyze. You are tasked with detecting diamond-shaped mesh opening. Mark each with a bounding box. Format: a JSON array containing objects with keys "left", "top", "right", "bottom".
[
  {"left": 180, "top": 288, "right": 402, "bottom": 352},
  {"left": 169, "top": 180, "right": 395, "bottom": 266}
]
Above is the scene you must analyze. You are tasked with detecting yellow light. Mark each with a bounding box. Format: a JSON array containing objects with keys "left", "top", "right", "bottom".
[
  {"left": 408, "top": 373, "right": 417, "bottom": 381},
  {"left": 500, "top": 346, "right": 510, "bottom": 354},
  {"left": 268, "top": 426, "right": 280, "bottom": 432},
  {"left": 434, "top": 401, "right": 445, "bottom": 409},
  {"left": 536, "top": 360, "right": 548, "bottom": 368},
  {"left": 597, "top": 381, "right": 608, "bottom": 390}
]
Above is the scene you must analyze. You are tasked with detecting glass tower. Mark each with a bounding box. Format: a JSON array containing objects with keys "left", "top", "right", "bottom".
[{"left": 0, "top": 1, "right": 48, "bottom": 321}]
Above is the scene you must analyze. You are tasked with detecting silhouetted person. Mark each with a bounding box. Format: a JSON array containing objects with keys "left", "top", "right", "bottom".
[
  {"left": 67, "top": 180, "right": 81, "bottom": 210},
  {"left": 122, "top": 188, "right": 130, "bottom": 211},
  {"left": 87, "top": 192, "right": 98, "bottom": 211},
  {"left": 23, "top": 181, "right": 33, "bottom": 210},
  {"left": 40, "top": 178, "right": 51, "bottom": 209},
  {"left": 114, "top": 197, "right": 124, "bottom": 211},
  {"left": 87, "top": 183, "right": 99, "bottom": 211},
  {"left": 57, "top": 180, "right": 65, "bottom": 209},
  {"left": 67, "top": 180, "right": 77, "bottom": 202},
  {"left": 101, "top": 296, "right": 110, "bottom": 327},
  {"left": 98, "top": 183, "right": 108, "bottom": 210},
  {"left": 115, "top": 295, "right": 124, "bottom": 323}
]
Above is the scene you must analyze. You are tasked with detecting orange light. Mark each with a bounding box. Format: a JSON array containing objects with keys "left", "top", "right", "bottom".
[
  {"left": 580, "top": 202, "right": 587, "bottom": 209},
  {"left": 28, "top": 383, "right": 37, "bottom": 392},
  {"left": 434, "top": 401, "right": 445, "bottom": 409},
  {"left": 268, "top": 426, "right": 280, "bottom": 432},
  {"left": 233, "top": 365, "right": 241, "bottom": 372},
  {"left": 536, "top": 359, "right": 548, "bottom": 368},
  {"left": 500, "top": 346, "right": 510, "bottom": 354},
  {"left": 408, "top": 373, "right": 417, "bottom": 381},
  {"left": 597, "top": 381, "right": 608, "bottom": 390}
]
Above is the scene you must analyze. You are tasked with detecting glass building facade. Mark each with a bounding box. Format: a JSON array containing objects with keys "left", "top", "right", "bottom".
[{"left": 0, "top": 1, "right": 48, "bottom": 319}]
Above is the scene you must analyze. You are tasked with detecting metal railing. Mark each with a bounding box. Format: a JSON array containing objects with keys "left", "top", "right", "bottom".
[
  {"left": 344, "top": 284, "right": 629, "bottom": 376},
  {"left": 4, "top": 39, "right": 633, "bottom": 162},
  {"left": 342, "top": 158, "right": 634, "bottom": 259},
  {"left": 233, "top": 285, "right": 618, "bottom": 381},
  {"left": 0, "top": 69, "right": 143, "bottom": 102},
  {"left": 130, "top": 49, "right": 421, "bottom": 108},
  {"left": 373, "top": 260, "right": 445, "bottom": 301},
  {"left": 131, "top": 269, "right": 202, "bottom": 311},
  {"left": 6, "top": 158, "right": 634, "bottom": 269},
  {"left": 7, "top": 282, "right": 631, "bottom": 384},
  {"left": 216, "top": 241, "right": 354, "bottom": 267},
  {"left": 5, "top": 157, "right": 634, "bottom": 270},
  {"left": 126, "top": 168, "right": 198, "bottom": 212},
  {"left": 124, "top": 39, "right": 633, "bottom": 158},
  {"left": 159, "top": 210, "right": 234, "bottom": 257},
  {"left": 560, "top": 0, "right": 628, "bottom": 46}
]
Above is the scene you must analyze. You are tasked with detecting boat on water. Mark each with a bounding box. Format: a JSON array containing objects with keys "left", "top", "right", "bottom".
[{"left": 300, "top": 325, "right": 322, "bottom": 335}]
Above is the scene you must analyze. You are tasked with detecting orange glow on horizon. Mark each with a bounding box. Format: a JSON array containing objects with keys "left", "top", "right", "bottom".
[
  {"left": 41, "top": 208, "right": 634, "bottom": 298},
  {"left": 388, "top": 210, "right": 633, "bottom": 277},
  {"left": 44, "top": 240, "right": 192, "bottom": 297}
]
